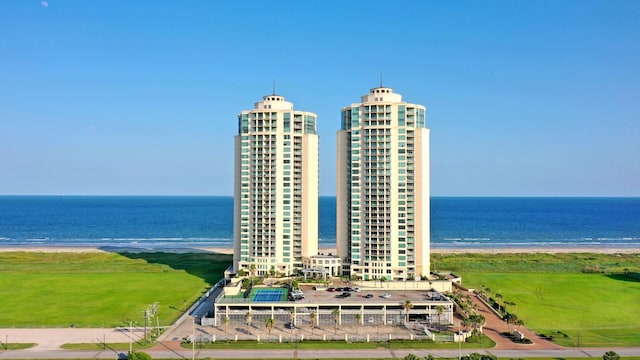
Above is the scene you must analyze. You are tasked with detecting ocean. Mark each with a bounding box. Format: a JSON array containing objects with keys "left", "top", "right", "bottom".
[{"left": 0, "top": 196, "right": 639, "bottom": 250}]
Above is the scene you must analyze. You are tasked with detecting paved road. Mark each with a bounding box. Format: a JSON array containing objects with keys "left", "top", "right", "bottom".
[{"left": 2, "top": 346, "right": 640, "bottom": 359}]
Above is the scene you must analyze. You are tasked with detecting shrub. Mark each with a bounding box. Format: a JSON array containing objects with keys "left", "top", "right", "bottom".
[
  {"left": 461, "top": 353, "right": 497, "bottom": 360},
  {"left": 582, "top": 265, "right": 605, "bottom": 273},
  {"left": 129, "top": 351, "right": 152, "bottom": 360},
  {"left": 603, "top": 350, "right": 620, "bottom": 360}
]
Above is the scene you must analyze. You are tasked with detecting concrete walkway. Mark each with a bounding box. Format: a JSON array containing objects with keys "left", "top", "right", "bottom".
[
  {"left": 462, "top": 289, "right": 564, "bottom": 350},
  {"left": 0, "top": 328, "right": 136, "bottom": 351}
]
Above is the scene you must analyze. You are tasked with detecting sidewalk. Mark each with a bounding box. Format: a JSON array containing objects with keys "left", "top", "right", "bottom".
[
  {"left": 0, "top": 328, "right": 136, "bottom": 351},
  {"left": 462, "top": 289, "right": 564, "bottom": 350}
]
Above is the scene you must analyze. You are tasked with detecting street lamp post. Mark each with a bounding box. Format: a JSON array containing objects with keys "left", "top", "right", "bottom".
[
  {"left": 458, "top": 320, "right": 461, "bottom": 360},
  {"left": 192, "top": 317, "right": 195, "bottom": 360}
]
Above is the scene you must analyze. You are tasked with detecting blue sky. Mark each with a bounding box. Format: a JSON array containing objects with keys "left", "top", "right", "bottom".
[{"left": 1, "top": 1, "right": 639, "bottom": 196}]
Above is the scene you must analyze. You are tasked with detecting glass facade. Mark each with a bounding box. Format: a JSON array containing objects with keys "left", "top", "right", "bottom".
[
  {"left": 338, "top": 87, "right": 429, "bottom": 281},
  {"left": 234, "top": 95, "right": 318, "bottom": 276}
]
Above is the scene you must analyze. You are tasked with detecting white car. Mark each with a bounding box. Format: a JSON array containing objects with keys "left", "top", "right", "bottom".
[
  {"left": 382, "top": 293, "right": 391, "bottom": 299},
  {"left": 353, "top": 287, "right": 361, "bottom": 292}
]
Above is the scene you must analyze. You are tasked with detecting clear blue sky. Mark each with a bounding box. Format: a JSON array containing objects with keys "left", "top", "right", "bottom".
[{"left": 1, "top": 1, "right": 639, "bottom": 196}]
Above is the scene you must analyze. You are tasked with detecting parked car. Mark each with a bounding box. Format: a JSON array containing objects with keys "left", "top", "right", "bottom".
[
  {"left": 327, "top": 287, "right": 336, "bottom": 292},
  {"left": 289, "top": 294, "right": 304, "bottom": 301},
  {"left": 353, "top": 287, "right": 361, "bottom": 292},
  {"left": 364, "top": 293, "right": 374, "bottom": 298},
  {"left": 285, "top": 322, "right": 295, "bottom": 329}
]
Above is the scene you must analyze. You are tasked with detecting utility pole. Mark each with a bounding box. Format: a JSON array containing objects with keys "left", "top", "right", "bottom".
[
  {"left": 141, "top": 310, "right": 147, "bottom": 343},
  {"left": 458, "top": 321, "right": 461, "bottom": 360},
  {"left": 192, "top": 317, "right": 195, "bottom": 360}
]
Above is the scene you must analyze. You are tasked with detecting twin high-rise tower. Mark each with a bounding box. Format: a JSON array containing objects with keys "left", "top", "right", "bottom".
[
  {"left": 233, "top": 94, "right": 319, "bottom": 277},
  {"left": 234, "top": 87, "right": 430, "bottom": 281}
]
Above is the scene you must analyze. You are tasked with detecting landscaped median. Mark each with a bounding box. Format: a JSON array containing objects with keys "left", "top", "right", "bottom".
[{"left": 0, "top": 343, "right": 36, "bottom": 350}]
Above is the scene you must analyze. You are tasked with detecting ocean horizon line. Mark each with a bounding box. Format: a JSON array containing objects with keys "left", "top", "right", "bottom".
[
  {"left": 1, "top": 194, "right": 639, "bottom": 199},
  {"left": 2, "top": 196, "right": 638, "bottom": 250}
]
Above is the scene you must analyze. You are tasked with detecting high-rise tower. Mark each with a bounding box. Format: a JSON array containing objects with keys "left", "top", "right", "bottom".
[
  {"left": 337, "top": 87, "right": 430, "bottom": 281},
  {"left": 234, "top": 94, "right": 319, "bottom": 276}
]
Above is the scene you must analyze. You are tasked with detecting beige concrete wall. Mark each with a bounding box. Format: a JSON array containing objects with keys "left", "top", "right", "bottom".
[
  {"left": 302, "top": 134, "right": 319, "bottom": 259},
  {"left": 414, "top": 128, "right": 431, "bottom": 277},
  {"left": 233, "top": 135, "right": 242, "bottom": 272},
  {"left": 335, "top": 131, "right": 349, "bottom": 264},
  {"left": 349, "top": 279, "right": 452, "bottom": 293}
]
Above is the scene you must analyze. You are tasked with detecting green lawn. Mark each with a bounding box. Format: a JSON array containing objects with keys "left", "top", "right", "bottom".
[
  {"left": 0, "top": 251, "right": 232, "bottom": 327},
  {"left": 0, "top": 343, "right": 37, "bottom": 350},
  {"left": 433, "top": 252, "right": 640, "bottom": 347}
]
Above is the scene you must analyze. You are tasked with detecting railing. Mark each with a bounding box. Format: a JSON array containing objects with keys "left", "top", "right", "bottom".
[{"left": 188, "top": 333, "right": 434, "bottom": 344}]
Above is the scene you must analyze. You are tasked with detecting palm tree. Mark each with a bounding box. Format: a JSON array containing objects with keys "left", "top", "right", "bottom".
[
  {"left": 469, "top": 314, "right": 486, "bottom": 333},
  {"left": 265, "top": 317, "right": 275, "bottom": 335},
  {"left": 470, "top": 301, "right": 479, "bottom": 315},
  {"left": 331, "top": 308, "right": 341, "bottom": 334},
  {"left": 354, "top": 313, "right": 362, "bottom": 335},
  {"left": 245, "top": 311, "right": 252, "bottom": 328},
  {"left": 309, "top": 312, "right": 317, "bottom": 335},
  {"left": 223, "top": 316, "right": 230, "bottom": 333},
  {"left": 495, "top": 293, "right": 503, "bottom": 312},
  {"left": 462, "top": 317, "right": 473, "bottom": 333},
  {"left": 289, "top": 308, "right": 296, "bottom": 330},
  {"left": 468, "top": 314, "right": 485, "bottom": 343},
  {"left": 435, "top": 305, "right": 444, "bottom": 329},
  {"left": 504, "top": 312, "right": 517, "bottom": 333},
  {"left": 503, "top": 300, "right": 513, "bottom": 314},
  {"left": 403, "top": 300, "right": 413, "bottom": 323},
  {"left": 249, "top": 264, "right": 257, "bottom": 288}
]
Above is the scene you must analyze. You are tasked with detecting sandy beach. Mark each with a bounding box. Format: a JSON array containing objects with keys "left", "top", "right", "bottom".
[{"left": 0, "top": 245, "right": 638, "bottom": 254}]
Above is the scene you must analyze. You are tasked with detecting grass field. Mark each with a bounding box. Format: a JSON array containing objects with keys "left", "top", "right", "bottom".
[
  {"left": 0, "top": 251, "right": 232, "bottom": 327},
  {"left": 432, "top": 252, "right": 640, "bottom": 347},
  {"left": 3, "top": 250, "right": 639, "bottom": 349}
]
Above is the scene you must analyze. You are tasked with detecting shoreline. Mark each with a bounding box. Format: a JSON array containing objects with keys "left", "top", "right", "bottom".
[{"left": 0, "top": 245, "right": 638, "bottom": 255}]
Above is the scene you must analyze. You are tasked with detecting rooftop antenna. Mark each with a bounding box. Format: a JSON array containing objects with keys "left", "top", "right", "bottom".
[
  {"left": 272, "top": 79, "right": 276, "bottom": 95},
  {"left": 380, "top": 73, "right": 383, "bottom": 87}
]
